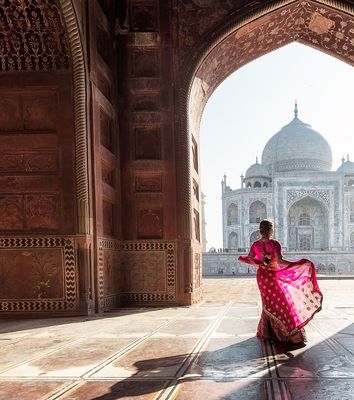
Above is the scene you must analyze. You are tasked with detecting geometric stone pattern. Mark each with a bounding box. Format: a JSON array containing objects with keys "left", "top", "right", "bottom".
[
  {"left": 0, "top": 236, "right": 77, "bottom": 312},
  {"left": 97, "top": 238, "right": 121, "bottom": 312},
  {"left": 121, "top": 241, "right": 176, "bottom": 303},
  {"left": 1, "top": 279, "right": 353, "bottom": 400}
]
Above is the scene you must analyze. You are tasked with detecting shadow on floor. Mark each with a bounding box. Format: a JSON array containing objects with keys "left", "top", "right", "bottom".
[
  {"left": 86, "top": 337, "right": 310, "bottom": 400},
  {"left": 0, "top": 307, "right": 170, "bottom": 335}
]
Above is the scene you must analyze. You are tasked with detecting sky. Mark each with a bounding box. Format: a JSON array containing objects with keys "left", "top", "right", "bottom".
[{"left": 200, "top": 42, "right": 354, "bottom": 250}]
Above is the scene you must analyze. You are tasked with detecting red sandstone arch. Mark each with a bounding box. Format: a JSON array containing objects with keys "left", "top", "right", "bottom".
[{"left": 180, "top": 0, "right": 354, "bottom": 302}]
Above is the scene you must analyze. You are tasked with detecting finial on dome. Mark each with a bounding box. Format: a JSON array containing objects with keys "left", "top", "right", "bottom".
[
  {"left": 256, "top": 157, "right": 258, "bottom": 164},
  {"left": 347, "top": 154, "right": 350, "bottom": 161},
  {"left": 342, "top": 156, "right": 345, "bottom": 164},
  {"left": 294, "top": 99, "right": 298, "bottom": 118}
]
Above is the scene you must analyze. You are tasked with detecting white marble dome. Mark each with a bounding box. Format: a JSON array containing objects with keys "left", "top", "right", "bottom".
[
  {"left": 245, "top": 159, "right": 270, "bottom": 178},
  {"left": 261, "top": 106, "right": 332, "bottom": 172}
]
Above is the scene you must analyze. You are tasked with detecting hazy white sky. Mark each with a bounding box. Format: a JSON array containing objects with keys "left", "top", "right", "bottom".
[{"left": 200, "top": 42, "right": 354, "bottom": 250}]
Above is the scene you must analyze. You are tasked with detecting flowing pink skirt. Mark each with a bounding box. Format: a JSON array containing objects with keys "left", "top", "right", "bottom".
[{"left": 256, "top": 259, "right": 322, "bottom": 342}]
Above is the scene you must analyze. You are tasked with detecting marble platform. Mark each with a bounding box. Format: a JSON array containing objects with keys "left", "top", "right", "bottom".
[{"left": 1, "top": 277, "right": 354, "bottom": 399}]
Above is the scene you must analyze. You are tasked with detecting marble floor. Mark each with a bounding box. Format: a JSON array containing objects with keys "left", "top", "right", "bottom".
[{"left": 1, "top": 277, "right": 354, "bottom": 399}]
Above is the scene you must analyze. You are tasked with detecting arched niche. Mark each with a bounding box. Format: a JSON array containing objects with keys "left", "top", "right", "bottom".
[
  {"left": 288, "top": 196, "right": 328, "bottom": 250},
  {"left": 227, "top": 203, "right": 238, "bottom": 225},
  {"left": 249, "top": 201, "right": 267, "bottom": 224},
  {"left": 228, "top": 232, "right": 238, "bottom": 249},
  {"left": 250, "top": 230, "right": 260, "bottom": 246}
]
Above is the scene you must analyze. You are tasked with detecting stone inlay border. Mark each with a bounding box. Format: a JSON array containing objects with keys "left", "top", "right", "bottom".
[
  {"left": 122, "top": 241, "right": 176, "bottom": 303},
  {"left": 0, "top": 236, "right": 77, "bottom": 312},
  {"left": 97, "top": 238, "right": 121, "bottom": 311}
]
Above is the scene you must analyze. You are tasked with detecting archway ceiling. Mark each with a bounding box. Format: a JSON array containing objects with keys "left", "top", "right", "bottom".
[
  {"left": 0, "top": 0, "right": 69, "bottom": 71},
  {"left": 187, "top": 1, "right": 354, "bottom": 128}
]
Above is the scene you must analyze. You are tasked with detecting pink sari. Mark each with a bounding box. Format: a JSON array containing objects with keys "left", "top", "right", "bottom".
[{"left": 239, "top": 239, "right": 323, "bottom": 343}]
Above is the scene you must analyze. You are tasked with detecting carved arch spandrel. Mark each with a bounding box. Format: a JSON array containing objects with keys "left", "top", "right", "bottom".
[{"left": 177, "top": 0, "right": 354, "bottom": 242}]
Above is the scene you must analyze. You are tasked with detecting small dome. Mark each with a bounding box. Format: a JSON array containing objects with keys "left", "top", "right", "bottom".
[
  {"left": 245, "top": 158, "right": 270, "bottom": 179},
  {"left": 261, "top": 103, "right": 332, "bottom": 172},
  {"left": 337, "top": 156, "right": 354, "bottom": 175}
]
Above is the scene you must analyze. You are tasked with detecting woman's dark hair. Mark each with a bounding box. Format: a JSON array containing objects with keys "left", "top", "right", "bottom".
[{"left": 259, "top": 219, "right": 273, "bottom": 236}]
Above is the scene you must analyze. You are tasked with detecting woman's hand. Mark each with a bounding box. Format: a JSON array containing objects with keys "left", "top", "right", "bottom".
[{"left": 267, "top": 261, "right": 278, "bottom": 268}]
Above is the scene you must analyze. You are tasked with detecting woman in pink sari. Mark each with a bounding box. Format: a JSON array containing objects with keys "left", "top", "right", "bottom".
[{"left": 239, "top": 220, "right": 323, "bottom": 343}]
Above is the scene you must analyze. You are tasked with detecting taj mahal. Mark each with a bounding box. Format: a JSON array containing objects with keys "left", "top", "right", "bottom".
[{"left": 204, "top": 103, "right": 354, "bottom": 275}]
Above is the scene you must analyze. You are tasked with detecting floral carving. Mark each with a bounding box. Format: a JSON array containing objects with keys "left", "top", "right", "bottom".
[
  {"left": 29, "top": 251, "right": 58, "bottom": 299},
  {"left": 0, "top": 0, "right": 69, "bottom": 71},
  {"left": 287, "top": 189, "right": 330, "bottom": 209}
]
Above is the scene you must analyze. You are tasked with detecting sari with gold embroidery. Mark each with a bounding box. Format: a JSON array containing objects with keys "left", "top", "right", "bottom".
[{"left": 239, "top": 239, "right": 323, "bottom": 343}]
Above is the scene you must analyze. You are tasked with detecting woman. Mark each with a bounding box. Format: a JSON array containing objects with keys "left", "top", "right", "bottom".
[{"left": 239, "top": 219, "right": 323, "bottom": 343}]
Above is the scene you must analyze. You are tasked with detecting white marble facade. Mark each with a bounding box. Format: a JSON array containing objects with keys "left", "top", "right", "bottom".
[{"left": 221, "top": 105, "right": 354, "bottom": 255}]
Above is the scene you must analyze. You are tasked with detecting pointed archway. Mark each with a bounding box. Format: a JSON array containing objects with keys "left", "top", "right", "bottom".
[{"left": 179, "top": 0, "right": 354, "bottom": 303}]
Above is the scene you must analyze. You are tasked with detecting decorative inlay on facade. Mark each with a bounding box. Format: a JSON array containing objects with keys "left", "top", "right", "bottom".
[
  {"left": 287, "top": 189, "right": 330, "bottom": 208},
  {"left": 0, "top": 0, "right": 69, "bottom": 71},
  {"left": 122, "top": 241, "right": 176, "bottom": 303},
  {"left": 0, "top": 236, "right": 77, "bottom": 312},
  {"left": 97, "top": 238, "right": 121, "bottom": 312}
]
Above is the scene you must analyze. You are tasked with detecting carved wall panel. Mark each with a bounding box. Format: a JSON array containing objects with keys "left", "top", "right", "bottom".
[
  {"left": 121, "top": 241, "right": 176, "bottom": 303},
  {"left": 138, "top": 209, "right": 163, "bottom": 238},
  {"left": 0, "top": 83, "right": 74, "bottom": 236},
  {"left": 131, "top": 93, "right": 160, "bottom": 111},
  {"left": 0, "top": 0, "right": 69, "bottom": 71},
  {"left": 0, "top": 92, "right": 57, "bottom": 131},
  {"left": 0, "top": 195, "right": 24, "bottom": 230},
  {"left": 130, "top": 2, "right": 159, "bottom": 32},
  {"left": 100, "top": 109, "right": 115, "bottom": 153},
  {"left": 135, "top": 174, "right": 162, "bottom": 193},
  {"left": 0, "top": 193, "right": 60, "bottom": 232},
  {"left": 0, "top": 236, "right": 77, "bottom": 312},
  {"left": 26, "top": 194, "right": 60, "bottom": 230},
  {"left": 0, "top": 152, "right": 58, "bottom": 174},
  {"left": 131, "top": 49, "right": 159, "bottom": 77},
  {"left": 0, "top": 95, "right": 22, "bottom": 130},
  {"left": 97, "top": 238, "right": 121, "bottom": 311},
  {"left": 97, "top": 73, "right": 112, "bottom": 101},
  {"left": 23, "top": 93, "right": 57, "bottom": 130},
  {"left": 96, "top": 24, "right": 112, "bottom": 66},
  {"left": 102, "top": 165, "right": 115, "bottom": 187},
  {"left": 135, "top": 128, "right": 161, "bottom": 159},
  {"left": 103, "top": 201, "right": 115, "bottom": 237}
]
